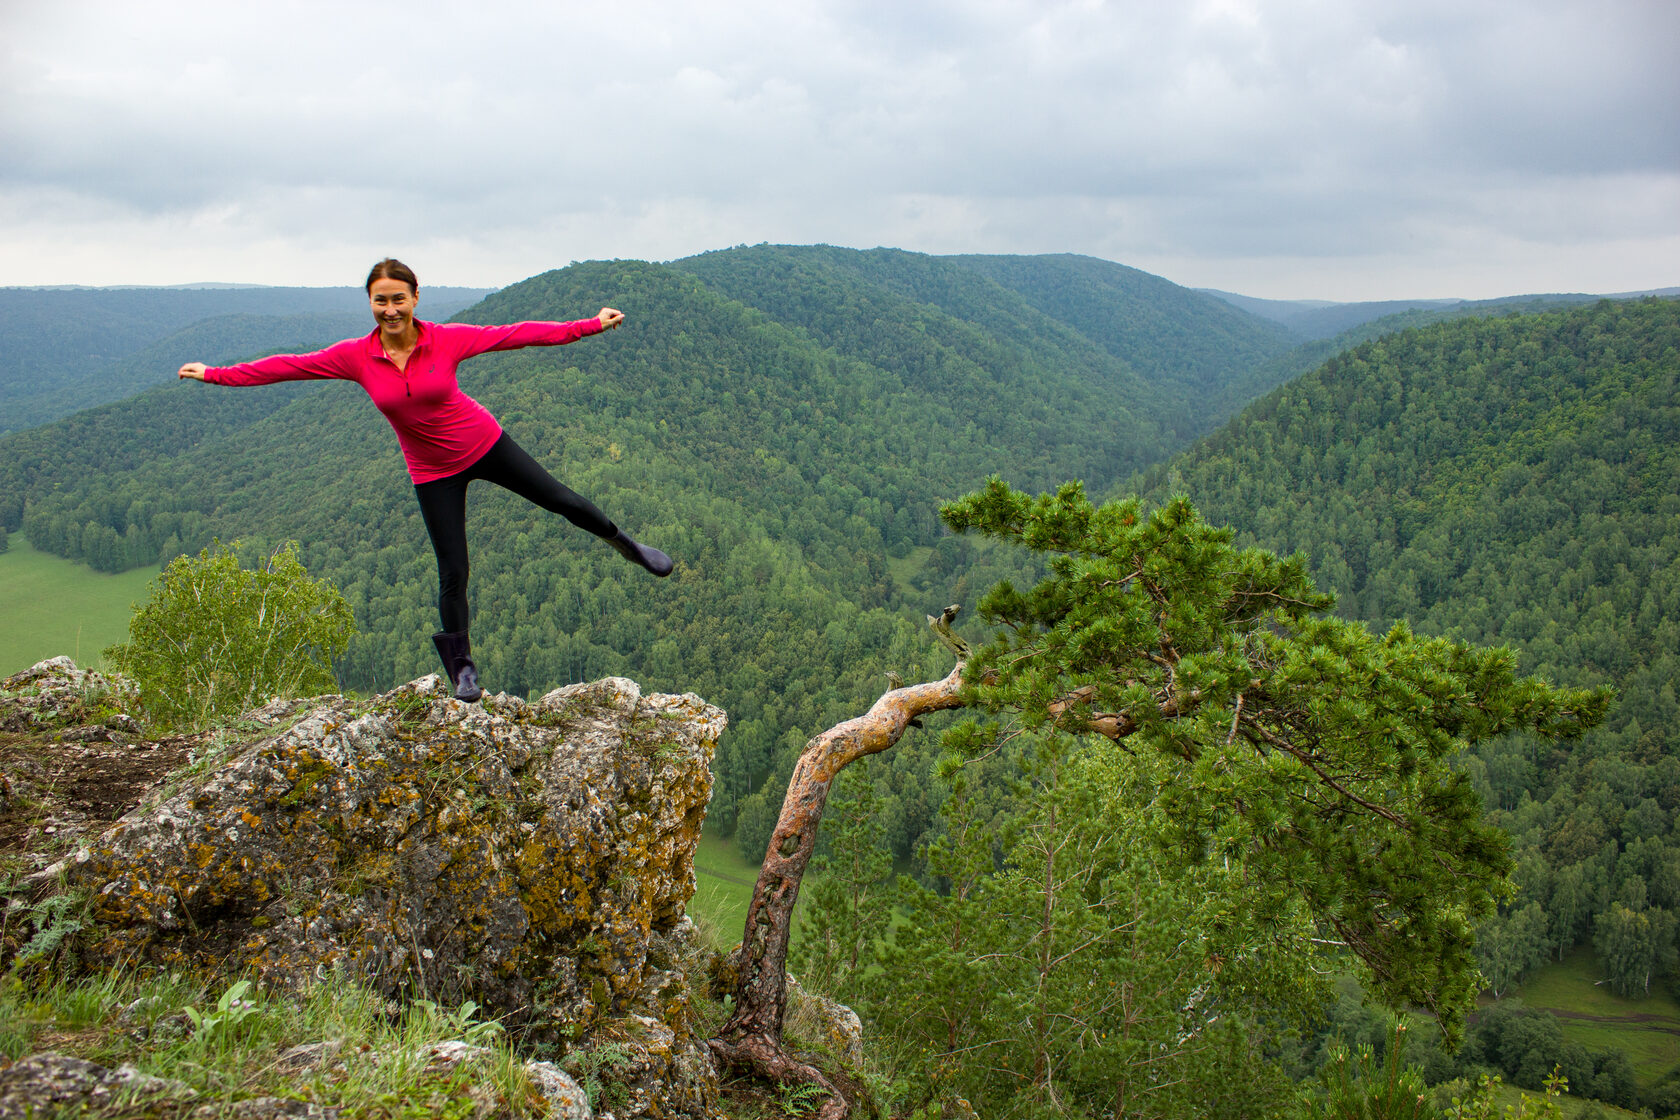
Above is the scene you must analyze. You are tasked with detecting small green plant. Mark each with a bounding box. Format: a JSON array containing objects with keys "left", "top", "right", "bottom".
[
  {"left": 1443, "top": 1066, "right": 1569, "bottom": 1119},
  {"left": 780, "top": 1079, "right": 831, "bottom": 1117},
  {"left": 565, "top": 1040, "right": 636, "bottom": 1111},
  {"left": 1297, "top": 1018, "right": 1433, "bottom": 1119},
  {"left": 12, "top": 889, "right": 89, "bottom": 969},
  {"left": 183, "top": 979, "right": 260, "bottom": 1042},
  {"left": 406, "top": 998, "right": 505, "bottom": 1046}
]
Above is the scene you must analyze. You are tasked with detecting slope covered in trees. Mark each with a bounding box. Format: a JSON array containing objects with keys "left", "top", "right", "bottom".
[
  {"left": 677, "top": 246, "right": 1300, "bottom": 441},
  {"left": 1, "top": 249, "right": 1298, "bottom": 837},
  {"left": 949, "top": 252, "right": 1301, "bottom": 420},
  {"left": 1137, "top": 298, "right": 1680, "bottom": 1002},
  {"left": 0, "top": 285, "right": 491, "bottom": 432}
]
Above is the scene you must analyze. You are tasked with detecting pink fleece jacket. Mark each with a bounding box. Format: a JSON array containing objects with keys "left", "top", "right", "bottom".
[{"left": 204, "top": 318, "right": 605, "bottom": 483}]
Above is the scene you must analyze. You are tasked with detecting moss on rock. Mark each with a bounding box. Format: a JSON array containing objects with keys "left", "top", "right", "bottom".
[{"left": 65, "top": 675, "right": 721, "bottom": 1043}]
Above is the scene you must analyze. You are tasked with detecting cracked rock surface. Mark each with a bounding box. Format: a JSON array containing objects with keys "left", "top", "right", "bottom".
[{"left": 2, "top": 661, "right": 728, "bottom": 1118}]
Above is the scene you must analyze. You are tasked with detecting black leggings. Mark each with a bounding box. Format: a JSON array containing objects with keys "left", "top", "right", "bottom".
[{"left": 414, "top": 432, "right": 615, "bottom": 633}]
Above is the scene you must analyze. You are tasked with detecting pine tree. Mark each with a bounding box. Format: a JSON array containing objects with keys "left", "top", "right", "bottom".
[
  {"left": 939, "top": 479, "right": 1610, "bottom": 1037},
  {"left": 712, "top": 480, "right": 1609, "bottom": 1116}
]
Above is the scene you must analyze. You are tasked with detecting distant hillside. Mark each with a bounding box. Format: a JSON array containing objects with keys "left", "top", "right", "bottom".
[
  {"left": 1139, "top": 298, "right": 1680, "bottom": 998},
  {"left": 945, "top": 253, "right": 1301, "bottom": 422},
  {"left": 2, "top": 248, "right": 1301, "bottom": 834},
  {"left": 0, "top": 285, "right": 492, "bottom": 432},
  {"left": 1197, "top": 286, "right": 1670, "bottom": 341},
  {"left": 3, "top": 312, "right": 366, "bottom": 433},
  {"left": 677, "top": 247, "right": 1299, "bottom": 440}
]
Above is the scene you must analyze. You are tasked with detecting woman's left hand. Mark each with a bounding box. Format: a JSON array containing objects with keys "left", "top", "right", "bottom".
[{"left": 598, "top": 307, "right": 625, "bottom": 330}]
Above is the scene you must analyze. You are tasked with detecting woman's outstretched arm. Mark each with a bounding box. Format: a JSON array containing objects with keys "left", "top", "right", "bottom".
[
  {"left": 442, "top": 308, "right": 627, "bottom": 362},
  {"left": 177, "top": 339, "right": 359, "bottom": 387}
]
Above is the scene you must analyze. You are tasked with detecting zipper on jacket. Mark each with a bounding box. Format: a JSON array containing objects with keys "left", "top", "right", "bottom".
[{"left": 381, "top": 346, "right": 412, "bottom": 396}]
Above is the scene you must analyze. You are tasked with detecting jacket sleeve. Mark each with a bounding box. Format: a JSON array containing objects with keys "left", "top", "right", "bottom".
[
  {"left": 203, "top": 339, "right": 358, "bottom": 386},
  {"left": 439, "top": 319, "right": 606, "bottom": 362}
]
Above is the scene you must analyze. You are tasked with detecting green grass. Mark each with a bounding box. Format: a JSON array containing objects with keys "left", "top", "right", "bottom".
[
  {"left": 690, "top": 831, "right": 762, "bottom": 949},
  {"left": 0, "top": 969, "right": 549, "bottom": 1117},
  {"left": 689, "top": 830, "right": 816, "bottom": 954},
  {"left": 0, "top": 534, "right": 156, "bottom": 676},
  {"left": 1511, "top": 947, "right": 1680, "bottom": 1086},
  {"left": 885, "top": 545, "right": 933, "bottom": 588}
]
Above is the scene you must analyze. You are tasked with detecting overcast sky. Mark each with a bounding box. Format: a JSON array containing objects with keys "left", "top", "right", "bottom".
[{"left": 2, "top": 0, "right": 1675, "bottom": 300}]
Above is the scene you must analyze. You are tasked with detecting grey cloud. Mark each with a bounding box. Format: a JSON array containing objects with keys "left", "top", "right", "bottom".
[{"left": 0, "top": 0, "right": 1674, "bottom": 294}]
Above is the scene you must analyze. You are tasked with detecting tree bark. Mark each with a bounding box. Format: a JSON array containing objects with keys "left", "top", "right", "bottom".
[{"left": 709, "top": 607, "right": 970, "bottom": 1119}]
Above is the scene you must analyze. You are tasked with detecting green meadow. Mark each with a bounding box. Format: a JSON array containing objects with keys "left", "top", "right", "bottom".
[
  {"left": 1512, "top": 947, "right": 1680, "bottom": 1087},
  {"left": 0, "top": 534, "right": 156, "bottom": 676},
  {"left": 690, "top": 830, "right": 772, "bottom": 950}
]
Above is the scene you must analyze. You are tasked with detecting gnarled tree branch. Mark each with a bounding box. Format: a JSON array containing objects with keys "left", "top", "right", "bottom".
[{"left": 709, "top": 607, "right": 971, "bottom": 1119}]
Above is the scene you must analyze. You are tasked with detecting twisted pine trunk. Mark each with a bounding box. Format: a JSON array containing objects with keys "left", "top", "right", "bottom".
[{"left": 709, "top": 608, "right": 970, "bottom": 1119}]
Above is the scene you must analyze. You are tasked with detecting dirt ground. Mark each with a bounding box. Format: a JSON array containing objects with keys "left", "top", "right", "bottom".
[{"left": 0, "top": 729, "right": 197, "bottom": 871}]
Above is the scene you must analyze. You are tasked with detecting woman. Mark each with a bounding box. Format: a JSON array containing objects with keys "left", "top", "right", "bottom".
[{"left": 178, "top": 258, "right": 672, "bottom": 703}]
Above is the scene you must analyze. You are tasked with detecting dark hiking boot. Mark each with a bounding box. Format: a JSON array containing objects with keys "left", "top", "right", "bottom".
[
  {"left": 431, "top": 630, "right": 483, "bottom": 703},
  {"left": 606, "top": 529, "right": 674, "bottom": 577}
]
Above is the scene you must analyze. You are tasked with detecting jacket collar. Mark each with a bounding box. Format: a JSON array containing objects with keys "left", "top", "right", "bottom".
[{"left": 363, "top": 319, "right": 432, "bottom": 358}]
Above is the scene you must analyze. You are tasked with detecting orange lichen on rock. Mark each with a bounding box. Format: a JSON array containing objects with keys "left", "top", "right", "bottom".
[
  {"left": 49, "top": 674, "right": 721, "bottom": 1042},
  {"left": 3, "top": 661, "right": 731, "bottom": 1120}
]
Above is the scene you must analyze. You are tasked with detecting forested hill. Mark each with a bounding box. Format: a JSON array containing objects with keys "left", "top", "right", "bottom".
[
  {"left": 675, "top": 246, "right": 1300, "bottom": 440},
  {"left": 1, "top": 248, "right": 1296, "bottom": 835},
  {"left": 0, "top": 285, "right": 492, "bottom": 432},
  {"left": 4, "top": 312, "right": 367, "bottom": 433},
  {"left": 1138, "top": 297, "right": 1680, "bottom": 997},
  {"left": 947, "top": 252, "right": 1301, "bottom": 418}
]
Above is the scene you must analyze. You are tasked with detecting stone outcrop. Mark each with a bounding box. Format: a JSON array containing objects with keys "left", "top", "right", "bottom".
[
  {"left": 0, "top": 1051, "right": 196, "bottom": 1119},
  {"left": 0, "top": 1046, "right": 596, "bottom": 1120},
  {"left": 1, "top": 661, "right": 729, "bottom": 1118},
  {"left": 0, "top": 656, "right": 137, "bottom": 737}
]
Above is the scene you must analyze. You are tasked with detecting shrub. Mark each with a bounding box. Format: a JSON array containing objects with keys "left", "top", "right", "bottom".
[{"left": 106, "top": 540, "right": 354, "bottom": 729}]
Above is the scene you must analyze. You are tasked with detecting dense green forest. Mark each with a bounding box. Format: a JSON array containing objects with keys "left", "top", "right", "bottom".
[
  {"left": 672, "top": 246, "right": 1300, "bottom": 436},
  {"left": 2, "top": 247, "right": 1298, "bottom": 837},
  {"left": 1131, "top": 298, "right": 1680, "bottom": 997},
  {"left": 3, "top": 252, "right": 1678, "bottom": 1114},
  {"left": 1115, "top": 298, "right": 1680, "bottom": 1105},
  {"left": 0, "top": 285, "right": 490, "bottom": 431}
]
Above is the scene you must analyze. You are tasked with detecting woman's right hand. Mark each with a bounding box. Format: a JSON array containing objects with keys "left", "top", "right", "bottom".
[{"left": 178, "top": 362, "right": 207, "bottom": 380}]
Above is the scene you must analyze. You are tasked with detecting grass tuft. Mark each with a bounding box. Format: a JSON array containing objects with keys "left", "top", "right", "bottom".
[{"left": 0, "top": 969, "right": 547, "bottom": 1117}]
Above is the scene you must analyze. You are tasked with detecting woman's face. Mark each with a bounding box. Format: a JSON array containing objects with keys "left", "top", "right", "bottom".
[{"left": 369, "top": 277, "right": 417, "bottom": 340}]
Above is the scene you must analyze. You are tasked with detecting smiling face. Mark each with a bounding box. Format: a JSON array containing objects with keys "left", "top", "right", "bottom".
[{"left": 369, "top": 277, "right": 418, "bottom": 344}]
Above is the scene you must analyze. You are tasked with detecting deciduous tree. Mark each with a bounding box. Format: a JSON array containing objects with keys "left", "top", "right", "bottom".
[{"left": 106, "top": 540, "right": 354, "bottom": 729}]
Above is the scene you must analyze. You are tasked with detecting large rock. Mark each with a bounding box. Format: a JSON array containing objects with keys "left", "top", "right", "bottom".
[
  {"left": 0, "top": 656, "right": 141, "bottom": 740},
  {"left": 57, "top": 672, "right": 723, "bottom": 1043},
  {"left": 0, "top": 1051, "right": 195, "bottom": 1118}
]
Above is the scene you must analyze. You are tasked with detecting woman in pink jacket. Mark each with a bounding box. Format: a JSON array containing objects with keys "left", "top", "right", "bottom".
[{"left": 178, "top": 258, "right": 672, "bottom": 703}]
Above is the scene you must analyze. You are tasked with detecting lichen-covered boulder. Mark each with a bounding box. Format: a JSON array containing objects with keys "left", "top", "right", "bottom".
[
  {"left": 0, "top": 1051, "right": 195, "bottom": 1118},
  {"left": 68, "top": 674, "right": 724, "bottom": 1049},
  {"left": 787, "top": 975, "right": 866, "bottom": 1067},
  {"left": 562, "top": 916, "right": 718, "bottom": 1119},
  {"left": 0, "top": 656, "right": 139, "bottom": 737}
]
